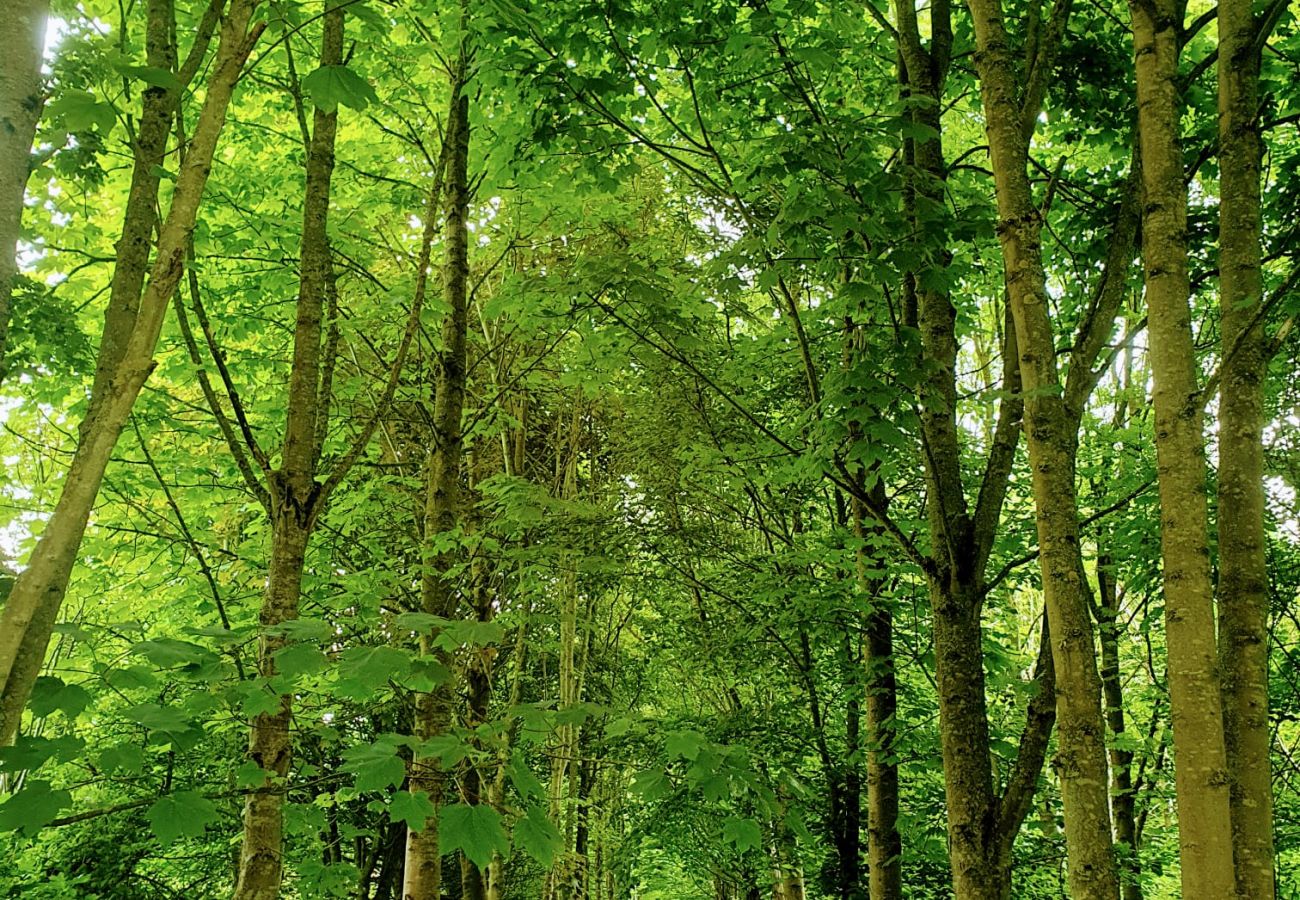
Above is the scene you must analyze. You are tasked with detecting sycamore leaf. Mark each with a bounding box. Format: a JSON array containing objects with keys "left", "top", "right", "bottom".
[
  {"left": 665, "top": 729, "right": 704, "bottom": 760},
  {"left": 0, "top": 781, "right": 70, "bottom": 835},
  {"left": 513, "top": 805, "right": 562, "bottom": 866},
  {"left": 505, "top": 753, "right": 544, "bottom": 799},
  {"left": 722, "top": 816, "right": 763, "bottom": 854},
  {"left": 301, "top": 65, "right": 378, "bottom": 112},
  {"left": 630, "top": 768, "right": 672, "bottom": 800},
  {"left": 388, "top": 790, "right": 435, "bottom": 831},
  {"left": 440, "top": 804, "right": 509, "bottom": 869},
  {"left": 337, "top": 645, "right": 410, "bottom": 696},
  {"left": 47, "top": 90, "right": 116, "bottom": 134},
  {"left": 341, "top": 742, "right": 405, "bottom": 792},
  {"left": 98, "top": 742, "right": 146, "bottom": 774},
  {"left": 115, "top": 63, "right": 183, "bottom": 92},
  {"left": 0, "top": 735, "right": 84, "bottom": 772},
  {"left": 269, "top": 618, "right": 335, "bottom": 642},
  {"left": 147, "top": 791, "right": 217, "bottom": 844},
  {"left": 29, "top": 676, "right": 91, "bottom": 719},
  {"left": 274, "top": 643, "right": 327, "bottom": 678},
  {"left": 130, "top": 638, "right": 212, "bottom": 668}
]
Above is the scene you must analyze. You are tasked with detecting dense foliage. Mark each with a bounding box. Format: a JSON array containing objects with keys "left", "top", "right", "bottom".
[{"left": 0, "top": 0, "right": 1297, "bottom": 898}]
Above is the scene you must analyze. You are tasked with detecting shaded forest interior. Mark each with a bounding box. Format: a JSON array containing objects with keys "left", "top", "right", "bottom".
[{"left": 0, "top": 0, "right": 1299, "bottom": 898}]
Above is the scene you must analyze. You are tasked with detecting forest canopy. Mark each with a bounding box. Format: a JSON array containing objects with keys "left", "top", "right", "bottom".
[{"left": 0, "top": 0, "right": 1298, "bottom": 898}]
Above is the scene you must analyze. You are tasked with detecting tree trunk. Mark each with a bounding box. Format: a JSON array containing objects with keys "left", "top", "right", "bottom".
[
  {"left": 851, "top": 486, "right": 897, "bottom": 900},
  {"left": 965, "top": 1, "right": 1118, "bottom": 895},
  {"left": 0, "top": 0, "right": 48, "bottom": 385},
  {"left": 1095, "top": 556, "right": 1141, "bottom": 900},
  {"left": 1127, "top": 0, "right": 1236, "bottom": 895},
  {"left": 402, "top": 43, "right": 471, "bottom": 900},
  {"left": 0, "top": 0, "right": 260, "bottom": 748},
  {"left": 231, "top": 4, "right": 341, "bottom": 897},
  {"left": 1215, "top": 0, "right": 1275, "bottom": 893}
]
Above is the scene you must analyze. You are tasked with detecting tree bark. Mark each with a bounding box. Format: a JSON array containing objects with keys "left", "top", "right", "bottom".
[
  {"left": 965, "top": 1, "right": 1119, "bottom": 895},
  {"left": 851, "top": 485, "right": 898, "bottom": 900},
  {"left": 1215, "top": 0, "right": 1275, "bottom": 893},
  {"left": 0, "top": 0, "right": 48, "bottom": 385},
  {"left": 1127, "top": 0, "right": 1236, "bottom": 894},
  {"left": 0, "top": 0, "right": 260, "bottom": 748},
  {"left": 231, "top": 5, "right": 342, "bottom": 897},
  {"left": 402, "top": 44, "right": 471, "bottom": 900},
  {"left": 1095, "top": 555, "right": 1141, "bottom": 900}
]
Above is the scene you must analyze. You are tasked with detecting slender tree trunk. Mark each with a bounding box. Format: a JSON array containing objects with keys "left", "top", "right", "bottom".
[
  {"left": 231, "top": 5, "right": 341, "bottom": 897},
  {"left": 1095, "top": 556, "right": 1141, "bottom": 900},
  {"left": 402, "top": 44, "right": 471, "bottom": 900},
  {"left": 1127, "top": 1, "right": 1236, "bottom": 895},
  {"left": 965, "top": 1, "right": 1118, "bottom": 895},
  {"left": 851, "top": 486, "right": 898, "bottom": 900},
  {"left": 1216, "top": 0, "right": 1275, "bottom": 893},
  {"left": 0, "top": 0, "right": 259, "bottom": 748},
  {"left": 0, "top": 0, "right": 48, "bottom": 385},
  {"left": 546, "top": 402, "right": 584, "bottom": 900}
]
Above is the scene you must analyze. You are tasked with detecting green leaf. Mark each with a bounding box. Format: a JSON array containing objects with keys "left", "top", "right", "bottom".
[
  {"left": 269, "top": 618, "right": 335, "bottom": 642},
  {"left": 505, "top": 753, "right": 544, "bottom": 799},
  {"left": 722, "top": 816, "right": 763, "bottom": 854},
  {"left": 513, "top": 805, "right": 562, "bottom": 866},
  {"left": 124, "top": 702, "right": 194, "bottom": 735},
  {"left": 665, "top": 729, "right": 704, "bottom": 760},
  {"left": 131, "top": 638, "right": 211, "bottom": 668},
  {"left": 47, "top": 89, "right": 116, "bottom": 134},
  {"left": 274, "top": 643, "right": 328, "bottom": 678},
  {"left": 147, "top": 791, "right": 217, "bottom": 844},
  {"left": 341, "top": 742, "right": 405, "bottom": 792},
  {"left": 115, "top": 63, "right": 183, "bottom": 92},
  {"left": 440, "top": 804, "right": 510, "bottom": 869},
  {"left": 301, "top": 65, "right": 378, "bottom": 112},
  {"left": 337, "top": 645, "right": 410, "bottom": 696},
  {"left": 0, "top": 781, "right": 71, "bottom": 835},
  {"left": 98, "top": 742, "right": 146, "bottom": 774},
  {"left": 388, "top": 790, "right": 435, "bottom": 831},
  {"left": 234, "top": 760, "right": 277, "bottom": 789},
  {"left": 0, "top": 735, "right": 84, "bottom": 772},
  {"left": 29, "top": 676, "right": 92, "bottom": 719},
  {"left": 630, "top": 768, "right": 672, "bottom": 800}
]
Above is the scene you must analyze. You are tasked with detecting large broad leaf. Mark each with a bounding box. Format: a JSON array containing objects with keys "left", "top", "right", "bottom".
[
  {"left": 0, "top": 734, "right": 85, "bottom": 773},
  {"left": 722, "top": 816, "right": 763, "bottom": 854},
  {"left": 301, "top": 65, "right": 378, "bottom": 112},
  {"left": 337, "top": 645, "right": 410, "bottom": 697},
  {"left": 29, "top": 676, "right": 92, "bottom": 719},
  {"left": 147, "top": 791, "right": 217, "bottom": 844},
  {"left": 388, "top": 790, "right": 435, "bottom": 831},
  {"left": 46, "top": 89, "right": 116, "bottom": 134},
  {"left": 440, "top": 804, "right": 509, "bottom": 869},
  {"left": 341, "top": 741, "right": 405, "bottom": 793},
  {"left": 0, "top": 781, "right": 71, "bottom": 835},
  {"left": 513, "top": 805, "right": 562, "bottom": 866}
]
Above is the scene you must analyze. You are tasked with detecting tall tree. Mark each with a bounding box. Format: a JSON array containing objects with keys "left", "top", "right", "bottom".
[
  {"left": 0, "top": 0, "right": 259, "bottom": 748},
  {"left": 230, "top": 4, "right": 344, "bottom": 895},
  {"left": 1128, "top": 0, "right": 1235, "bottom": 894},
  {"left": 403, "top": 30, "right": 472, "bottom": 899},
  {"left": 0, "top": 0, "right": 48, "bottom": 385},
  {"left": 965, "top": 0, "right": 1121, "bottom": 895},
  {"left": 1216, "top": 0, "right": 1276, "bottom": 893}
]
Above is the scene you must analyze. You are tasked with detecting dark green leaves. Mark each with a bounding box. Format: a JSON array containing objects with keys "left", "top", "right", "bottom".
[
  {"left": 301, "top": 65, "right": 378, "bottom": 112},
  {"left": 28, "top": 676, "right": 91, "bottom": 719},
  {"left": 439, "top": 804, "right": 510, "bottom": 869},
  {"left": 147, "top": 792, "right": 217, "bottom": 844},
  {"left": 513, "top": 806, "right": 562, "bottom": 866},
  {"left": 341, "top": 741, "right": 406, "bottom": 792},
  {"left": 387, "top": 790, "right": 435, "bottom": 831},
  {"left": 0, "top": 781, "right": 71, "bottom": 835}
]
